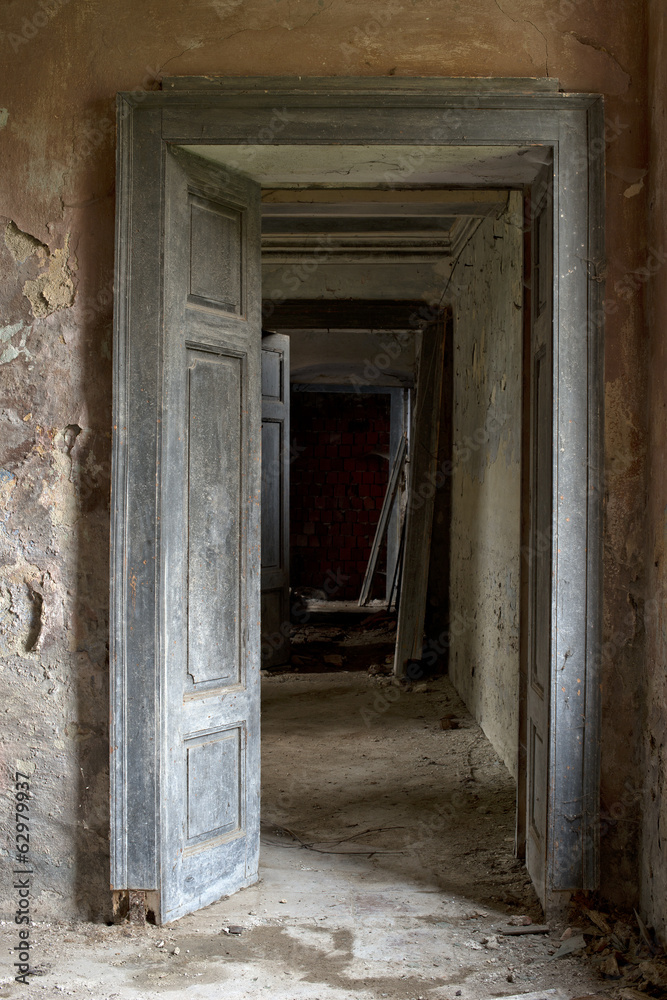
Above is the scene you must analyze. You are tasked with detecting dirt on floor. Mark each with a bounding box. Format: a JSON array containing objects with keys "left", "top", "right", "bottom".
[
  {"left": 288, "top": 607, "right": 398, "bottom": 672},
  {"left": 0, "top": 670, "right": 660, "bottom": 1000}
]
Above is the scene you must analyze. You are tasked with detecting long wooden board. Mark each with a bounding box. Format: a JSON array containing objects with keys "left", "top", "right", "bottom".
[{"left": 393, "top": 316, "right": 446, "bottom": 676}]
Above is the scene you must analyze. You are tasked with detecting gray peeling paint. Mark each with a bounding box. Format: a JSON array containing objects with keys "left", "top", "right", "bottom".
[
  {"left": 448, "top": 193, "right": 523, "bottom": 779},
  {"left": 0, "top": 321, "right": 30, "bottom": 365}
]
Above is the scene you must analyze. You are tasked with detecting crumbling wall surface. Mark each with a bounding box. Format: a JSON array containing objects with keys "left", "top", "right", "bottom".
[
  {"left": 0, "top": 216, "right": 113, "bottom": 920},
  {"left": 642, "top": 0, "right": 667, "bottom": 946},
  {"left": 448, "top": 197, "right": 523, "bottom": 779},
  {"left": 0, "top": 0, "right": 649, "bottom": 919}
]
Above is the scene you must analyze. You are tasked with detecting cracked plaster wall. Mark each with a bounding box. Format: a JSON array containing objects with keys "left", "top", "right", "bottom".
[
  {"left": 447, "top": 200, "right": 523, "bottom": 780},
  {"left": 0, "top": 0, "right": 652, "bottom": 923}
]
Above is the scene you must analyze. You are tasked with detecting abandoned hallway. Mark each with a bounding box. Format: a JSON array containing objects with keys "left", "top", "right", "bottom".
[{"left": 3, "top": 0, "right": 667, "bottom": 996}]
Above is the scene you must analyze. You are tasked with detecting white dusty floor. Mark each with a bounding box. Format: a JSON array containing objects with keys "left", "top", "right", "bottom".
[{"left": 0, "top": 672, "right": 607, "bottom": 1000}]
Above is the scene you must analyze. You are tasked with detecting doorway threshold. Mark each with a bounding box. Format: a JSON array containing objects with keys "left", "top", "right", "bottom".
[{"left": 300, "top": 598, "right": 388, "bottom": 615}]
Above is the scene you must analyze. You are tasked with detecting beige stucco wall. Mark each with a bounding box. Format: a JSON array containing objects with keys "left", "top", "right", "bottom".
[{"left": 447, "top": 197, "right": 523, "bottom": 780}]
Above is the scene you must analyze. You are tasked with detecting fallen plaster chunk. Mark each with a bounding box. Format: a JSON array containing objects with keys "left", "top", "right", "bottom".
[{"left": 548, "top": 932, "right": 586, "bottom": 958}]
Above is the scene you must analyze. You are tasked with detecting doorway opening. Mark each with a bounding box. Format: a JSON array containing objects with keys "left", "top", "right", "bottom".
[{"left": 110, "top": 79, "right": 604, "bottom": 927}]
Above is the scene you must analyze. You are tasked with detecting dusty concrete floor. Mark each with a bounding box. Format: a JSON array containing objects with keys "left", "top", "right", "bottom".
[{"left": 0, "top": 672, "right": 607, "bottom": 1000}]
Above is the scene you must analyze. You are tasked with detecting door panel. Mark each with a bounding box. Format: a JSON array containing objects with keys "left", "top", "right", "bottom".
[
  {"left": 186, "top": 352, "right": 242, "bottom": 687},
  {"left": 261, "top": 332, "right": 291, "bottom": 669},
  {"left": 525, "top": 176, "right": 553, "bottom": 908},
  {"left": 159, "top": 146, "right": 261, "bottom": 922}
]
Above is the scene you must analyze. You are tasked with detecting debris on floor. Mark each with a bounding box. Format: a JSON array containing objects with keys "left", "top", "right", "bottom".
[
  {"left": 277, "top": 606, "right": 399, "bottom": 673},
  {"left": 0, "top": 672, "right": 660, "bottom": 1000},
  {"left": 559, "top": 895, "right": 667, "bottom": 996}
]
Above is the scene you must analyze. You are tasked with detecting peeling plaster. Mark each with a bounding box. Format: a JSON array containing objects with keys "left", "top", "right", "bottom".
[
  {"left": 0, "top": 561, "right": 46, "bottom": 656},
  {"left": 4, "top": 220, "right": 46, "bottom": 263},
  {"left": 4, "top": 222, "right": 76, "bottom": 317},
  {"left": 624, "top": 178, "right": 645, "bottom": 198},
  {"left": 22, "top": 233, "right": 76, "bottom": 318},
  {"left": 565, "top": 30, "right": 632, "bottom": 91},
  {"left": 208, "top": 0, "right": 246, "bottom": 18}
]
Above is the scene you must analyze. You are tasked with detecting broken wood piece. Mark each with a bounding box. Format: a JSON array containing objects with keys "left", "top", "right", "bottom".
[
  {"left": 584, "top": 906, "right": 612, "bottom": 935},
  {"left": 387, "top": 507, "right": 406, "bottom": 611},
  {"left": 484, "top": 991, "right": 569, "bottom": 1000},
  {"left": 358, "top": 434, "right": 407, "bottom": 606},
  {"left": 501, "top": 923, "right": 550, "bottom": 935},
  {"left": 290, "top": 654, "right": 318, "bottom": 668},
  {"left": 548, "top": 932, "right": 586, "bottom": 958},
  {"left": 599, "top": 953, "right": 622, "bottom": 978},
  {"left": 634, "top": 907, "right": 658, "bottom": 954}
]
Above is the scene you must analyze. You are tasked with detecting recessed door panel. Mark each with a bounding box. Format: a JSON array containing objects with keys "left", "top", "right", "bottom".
[
  {"left": 186, "top": 726, "right": 243, "bottom": 846},
  {"left": 189, "top": 197, "right": 244, "bottom": 314},
  {"left": 187, "top": 352, "right": 243, "bottom": 688}
]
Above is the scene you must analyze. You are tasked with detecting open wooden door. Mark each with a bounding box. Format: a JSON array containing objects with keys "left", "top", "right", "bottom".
[
  {"left": 261, "top": 332, "right": 291, "bottom": 669},
  {"left": 111, "top": 142, "right": 262, "bottom": 923}
]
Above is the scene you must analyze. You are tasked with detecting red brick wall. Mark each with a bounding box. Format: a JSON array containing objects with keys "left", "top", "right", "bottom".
[{"left": 290, "top": 391, "right": 391, "bottom": 601}]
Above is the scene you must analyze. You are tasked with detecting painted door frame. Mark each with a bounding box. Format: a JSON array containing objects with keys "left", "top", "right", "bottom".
[{"left": 111, "top": 77, "right": 604, "bottom": 913}]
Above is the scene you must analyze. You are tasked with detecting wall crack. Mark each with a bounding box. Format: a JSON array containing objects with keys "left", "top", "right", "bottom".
[
  {"left": 565, "top": 31, "right": 631, "bottom": 86},
  {"left": 493, "top": 1, "right": 549, "bottom": 77}
]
